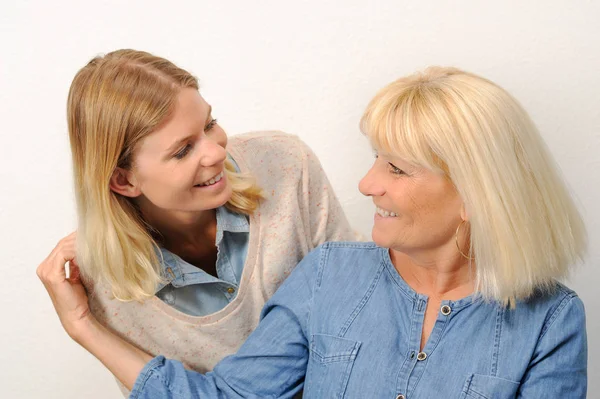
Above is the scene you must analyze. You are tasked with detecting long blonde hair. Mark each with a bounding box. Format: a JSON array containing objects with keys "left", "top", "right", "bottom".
[
  {"left": 68, "top": 49, "right": 262, "bottom": 301},
  {"left": 361, "top": 67, "right": 587, "bottom": 305}
]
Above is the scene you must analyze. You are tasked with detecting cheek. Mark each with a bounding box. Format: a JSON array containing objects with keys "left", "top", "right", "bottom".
[{"left": 139, "top": 167, "right": 190, "bottom": 195}]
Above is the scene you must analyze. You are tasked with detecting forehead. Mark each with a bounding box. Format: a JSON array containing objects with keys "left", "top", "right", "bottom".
[{"left": 138, "top": 89, "right": 209, "bottom": 152}]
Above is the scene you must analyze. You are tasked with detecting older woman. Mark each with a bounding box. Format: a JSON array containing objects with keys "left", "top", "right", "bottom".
[{"left": 40, "top": 66, "right": 587, "bottom": 398}]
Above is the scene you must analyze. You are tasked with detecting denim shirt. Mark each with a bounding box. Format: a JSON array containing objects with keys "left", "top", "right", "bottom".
[
  {"left": 131, "top": 242, "right": 587, "bottom": 398},
  {"left": 154, "top": 206, "right": 249, "bottom": 316}
]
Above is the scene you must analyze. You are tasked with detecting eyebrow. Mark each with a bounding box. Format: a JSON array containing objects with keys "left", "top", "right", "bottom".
[{"left": 164, "top": 105, "right": 213, "bottom": 156}]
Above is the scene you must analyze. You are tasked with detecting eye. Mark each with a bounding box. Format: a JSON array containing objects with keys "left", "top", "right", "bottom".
[
  {"left": 388, "top": 162, "right": 405, "bottom": 175},
  {"left": 174, "top": 144, "right": 193, "bottom": 160},
  {"left": 205, "top": 118, "right": 218, "bottom": 131}
]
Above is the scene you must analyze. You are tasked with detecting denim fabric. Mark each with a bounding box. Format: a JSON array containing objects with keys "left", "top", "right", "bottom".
[{"left": 131, "top": 242, "right": 587, "bottom": 398}]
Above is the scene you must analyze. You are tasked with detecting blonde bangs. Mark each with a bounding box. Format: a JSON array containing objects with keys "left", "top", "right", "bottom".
[{"left": 360, "top": 81, "right": 447, "bottom": 175}]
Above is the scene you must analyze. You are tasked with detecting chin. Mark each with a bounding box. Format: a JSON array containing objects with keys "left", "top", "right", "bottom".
[
  {"left": 196, "top": 187, "right": 233, "bottom": 211},
  {"left": 371, "top": 228, "right": 393, "bottom": 249}
]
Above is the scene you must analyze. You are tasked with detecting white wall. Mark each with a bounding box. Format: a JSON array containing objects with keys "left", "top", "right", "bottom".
[{"left": 2, "top": 1, "right": 598, "bottom": 397}]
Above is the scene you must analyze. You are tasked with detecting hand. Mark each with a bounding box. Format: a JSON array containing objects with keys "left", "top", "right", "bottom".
[{"left": 37, "top": 232, "right": 94, "bottom": 341}]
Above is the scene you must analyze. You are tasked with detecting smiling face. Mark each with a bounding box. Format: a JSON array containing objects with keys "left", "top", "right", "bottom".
[
  {"left": 114, "top": 88, "right": 233, "bottom": 217},
  {"left": 358, "top": 151, "right": 464, "bottom": 258}
]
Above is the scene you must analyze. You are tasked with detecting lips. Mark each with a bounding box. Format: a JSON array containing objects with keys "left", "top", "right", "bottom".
[{"left": 195, "top": 171, "right": 224, "bottom": 187}]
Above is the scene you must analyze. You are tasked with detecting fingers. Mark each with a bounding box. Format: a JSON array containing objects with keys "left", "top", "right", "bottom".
[{"left": 37, "top": 232, "right": 78, "bottom": 285}]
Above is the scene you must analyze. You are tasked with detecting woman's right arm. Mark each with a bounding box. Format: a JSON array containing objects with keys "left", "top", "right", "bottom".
[
  {"left": 38, "top": 233, "right": 320, "bottom": 398},
  {"left": 37, "top": 233, "right": 153, "bottom": 389}
]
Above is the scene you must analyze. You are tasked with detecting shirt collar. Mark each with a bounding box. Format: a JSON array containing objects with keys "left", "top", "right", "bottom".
[{"left": 154, "top": 206, "right": 249, "bottom": 292}]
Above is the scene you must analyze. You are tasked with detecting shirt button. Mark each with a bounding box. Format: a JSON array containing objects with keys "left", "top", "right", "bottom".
[
  {"left": 396, "top": 395, "right": 406, "bottom": 399},
  {"left": 227, "top": 287, "right": 235, "bottom": 294},
  {"left": 417, "top": 351, "right": 427, "bottom": 361},
  {"left": 166, "top": 267, "right": 176, "bottom": 280},
  {"left": 441, "top": 305, "right": 452, "bottom": 315}
]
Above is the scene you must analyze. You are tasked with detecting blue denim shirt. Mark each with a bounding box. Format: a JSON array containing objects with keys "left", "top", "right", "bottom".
[{"left": 131, "top": 242, "right": 587, "bottom": 398}]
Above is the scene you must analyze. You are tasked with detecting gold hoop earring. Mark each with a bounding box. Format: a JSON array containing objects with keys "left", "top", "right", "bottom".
[{"left": 455, "top": 220, "right": 474, "bottom": 260}]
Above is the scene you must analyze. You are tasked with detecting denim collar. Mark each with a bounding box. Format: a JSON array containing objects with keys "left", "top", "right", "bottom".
[{"left": 154, "top": 207, "right": 249, "bottom": 292}]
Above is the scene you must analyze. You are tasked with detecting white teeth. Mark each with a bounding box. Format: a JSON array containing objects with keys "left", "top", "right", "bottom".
[
  {"left": 376, "top": 206, "right": 397, "bottom": 218},
  {"left": 200, "top": 171, "right": 224, "bottom": 186}
]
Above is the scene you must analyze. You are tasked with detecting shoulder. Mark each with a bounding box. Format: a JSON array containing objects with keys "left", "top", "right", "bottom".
[
  {"left": 309, "top": 242, "right": 383, "bottom": 287},
  {"left": 531, "top": 283, "right": 585, "bottom": 337},
  {"left": 514, "top": 282, "right": 585, "bottom": 338},
  {"left": 228, "top": 131, "right": 323, "bottom": 188},
  {"left": 228, "top": 130, "right": 313, "bottom": 161}
]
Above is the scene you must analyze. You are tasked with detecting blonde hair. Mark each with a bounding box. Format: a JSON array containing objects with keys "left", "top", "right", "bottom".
[
  {"left": 361, "top": 67, "right": 586, "bottom": 305},
  {"left": 68, "top": 49, "right": 262, "bottom": 301}
]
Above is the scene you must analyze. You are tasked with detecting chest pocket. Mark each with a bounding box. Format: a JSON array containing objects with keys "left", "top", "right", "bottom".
[
  {"left": 304, "top": 334, "right": 361, "bottom": 399},
  {"left": 460, "top": 374, "right": 520, "bottom": 399}
]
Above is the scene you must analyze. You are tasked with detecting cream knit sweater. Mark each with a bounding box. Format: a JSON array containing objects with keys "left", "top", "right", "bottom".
[{"left": 86, "top": 131, "right": 357, "bottom": 395}]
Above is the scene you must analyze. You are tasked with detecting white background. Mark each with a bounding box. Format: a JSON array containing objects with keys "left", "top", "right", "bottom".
[{"left": 1, "top": 1, "right": 598, "bottom": 397}]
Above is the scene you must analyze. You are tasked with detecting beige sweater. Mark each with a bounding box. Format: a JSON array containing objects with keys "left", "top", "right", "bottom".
[{"left": 87, "top": 132, "right": 357, "bottom": 395}]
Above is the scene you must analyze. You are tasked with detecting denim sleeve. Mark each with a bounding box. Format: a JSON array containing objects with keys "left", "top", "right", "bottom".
[
  {"left": 129, "top": 246, "right": 324, "bottom": 398},
  {"left": 517, "top": 294, "right": 587, "bottom": 397}
]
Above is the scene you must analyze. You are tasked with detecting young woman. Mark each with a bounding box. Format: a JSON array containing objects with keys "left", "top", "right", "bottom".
[{"left": 37, "top": 49, "right": 357, "bottom": 395}]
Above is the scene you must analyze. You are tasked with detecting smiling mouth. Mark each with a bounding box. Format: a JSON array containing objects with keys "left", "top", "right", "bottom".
[
  {"left": 195, "top": 171, "right": 224, "bottom": 187},
  {"left": 376, "top": 206, "right": 398, "bottom": 218}
]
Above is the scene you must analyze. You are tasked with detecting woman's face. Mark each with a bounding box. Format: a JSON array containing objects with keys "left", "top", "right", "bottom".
[
  {"left": 359, "top": 151, "right": 464, "bottom": 257},
  {"left": 123, "top": 88, "right": 233, "bottom": 215}
]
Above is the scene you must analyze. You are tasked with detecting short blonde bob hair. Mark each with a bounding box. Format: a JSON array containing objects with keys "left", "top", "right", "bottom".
[
  {"left": 68, "top": 49, "right": 262, "bottom": 302},
  {"left": 361, "top": 67, "right": 586, "bottom": 305}
]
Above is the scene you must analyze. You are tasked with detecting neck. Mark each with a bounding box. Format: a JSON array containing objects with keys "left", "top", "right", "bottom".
[
  {"left": 390, "top": 248, "right": 475, "bottom": 301},
  {"left": 138, "top": 200, "right": 217, "bottom": 252}
]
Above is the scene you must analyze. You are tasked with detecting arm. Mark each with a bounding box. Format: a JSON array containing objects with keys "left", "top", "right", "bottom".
[
  {"left": 129, "top": 245, "right": 322, "bottom": 398},
  {"left": 37, "top": 233, "right": 153, "bottom": 389},
  {"left": 517, "top": 293, "right": 587, "bottom": 397},
  {"left": 298, "top": 139, "right": 364, "bottom": 245},
  {"left": 39, "top": 233, "right": 322, "bottom": 398}
]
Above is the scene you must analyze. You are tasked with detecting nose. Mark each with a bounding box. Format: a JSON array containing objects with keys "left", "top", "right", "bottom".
[
  {"left": 197, "top": 135, "right": 227, "bottom": 167},
  {"left": 358, "top": 164, "right": 385, "bottom": 197}
]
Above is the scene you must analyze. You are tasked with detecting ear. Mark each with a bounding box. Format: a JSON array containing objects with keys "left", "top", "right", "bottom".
[{"left": 109, "top": 167, "right": 142, "bottom": 198}]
